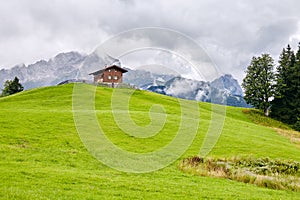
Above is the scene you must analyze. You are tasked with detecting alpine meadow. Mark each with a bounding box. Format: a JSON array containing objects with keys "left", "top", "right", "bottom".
[{"left": 0, "top": 83, "right": 299, "bottom": 199}]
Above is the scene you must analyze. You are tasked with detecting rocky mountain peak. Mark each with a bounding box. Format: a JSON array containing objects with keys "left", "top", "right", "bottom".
[
  {"left": 52, "top": 51, "right": 85, "bottom": 66},
  {"left": 211, "top": 74, "right": 243, "bottom": 96}
]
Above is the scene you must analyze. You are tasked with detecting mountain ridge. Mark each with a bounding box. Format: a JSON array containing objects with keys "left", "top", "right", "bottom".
[{"left": 0, "top": 51, "right": 250, "bottom": 107}]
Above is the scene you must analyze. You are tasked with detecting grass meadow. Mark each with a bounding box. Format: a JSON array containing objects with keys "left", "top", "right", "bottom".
[{"left": 0, "top": 83, "right": 299, "bottom": 199}]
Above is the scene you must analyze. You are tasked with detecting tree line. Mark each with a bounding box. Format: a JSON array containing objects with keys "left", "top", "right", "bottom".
[{"left": 242, "top": 43, "right": 300, "bottom": 131}]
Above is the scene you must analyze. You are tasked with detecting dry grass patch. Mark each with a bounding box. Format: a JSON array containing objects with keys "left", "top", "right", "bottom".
[
  {"left": 179, "top": 156, "right": 300, "bottom": 192},
  {"left": 273, "top": 128, "right": 300, "bottom": 148}
]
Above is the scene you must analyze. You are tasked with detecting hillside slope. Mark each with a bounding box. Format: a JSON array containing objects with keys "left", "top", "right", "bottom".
[{"left": 0, "top": 84, "right": 299, "bottom": 199}]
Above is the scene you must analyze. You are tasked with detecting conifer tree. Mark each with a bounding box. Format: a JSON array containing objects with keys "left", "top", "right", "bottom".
[
  {"left": 271, "top": 44, "right": 299, "bottom": 128},
  {"left": 291, "top": 43, "right": 300, "bottom": 130}
]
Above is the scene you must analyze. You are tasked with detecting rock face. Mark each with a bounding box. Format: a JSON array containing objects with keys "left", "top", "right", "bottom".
[
  {"left": 211, "top": 74, "right": 243, "bottom": 96},
  {"left": 0, "top": 52, "right": 119, "bottom": 90},
  {"left": 0, "top": 51, "right": 251, "bottom": 107},
  {"left": 0, "top": 52, "right": 82, "bottom": 89}
]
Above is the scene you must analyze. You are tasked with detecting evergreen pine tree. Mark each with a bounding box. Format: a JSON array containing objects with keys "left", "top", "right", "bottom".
[
  {"left": 271, "top": 44, "right": 299, "bottom": 127},
  {"left": 291, "top": 43, "right": 300, "bottom": 130}
]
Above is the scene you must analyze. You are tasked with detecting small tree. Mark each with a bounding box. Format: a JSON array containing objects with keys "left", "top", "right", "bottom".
[
  {"left": 1, "top": 77, "right": 24, "bottom": 97},
  {"left": 242, "top": 54, "right": 275, "bottom": 116}
]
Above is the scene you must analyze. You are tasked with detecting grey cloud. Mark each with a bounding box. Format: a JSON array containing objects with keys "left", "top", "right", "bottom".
[
  {"left": 253, "top": 19, "right": 299, "bottom": 53},
  {"left": 0, "top": 0, "right": 300, "bottom": 83}
]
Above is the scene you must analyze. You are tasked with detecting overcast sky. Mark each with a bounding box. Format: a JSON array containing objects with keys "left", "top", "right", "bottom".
[{"left": 1, "top": 0, "right": 300, "bottom": 83}]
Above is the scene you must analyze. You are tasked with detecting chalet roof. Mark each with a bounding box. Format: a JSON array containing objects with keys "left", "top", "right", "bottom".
[{"left": 89, "top": 65, "right": 128, "bottom": 75}]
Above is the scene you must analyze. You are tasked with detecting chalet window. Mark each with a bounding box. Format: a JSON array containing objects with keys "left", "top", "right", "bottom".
[
  {"left": 108, "top": 69, "right": 111, "bottom": 72},
  {"left": 115, "top": 69, "right": 117, "bottom": 72},
  {"left": 108, "top": 75, "right": 112, "bottom": 80},
  {"left": 114, "top": 76, "right": 118, "bottom": 80}
]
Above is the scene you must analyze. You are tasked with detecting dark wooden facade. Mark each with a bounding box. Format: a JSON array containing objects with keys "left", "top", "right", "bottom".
[{"left": 89, "top": 65, "right": 128, "bottom": 84}]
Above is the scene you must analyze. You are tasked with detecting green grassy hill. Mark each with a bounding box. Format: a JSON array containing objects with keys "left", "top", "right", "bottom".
[{"left": 0, "top": 84, "right": 299, "bottom": 199}]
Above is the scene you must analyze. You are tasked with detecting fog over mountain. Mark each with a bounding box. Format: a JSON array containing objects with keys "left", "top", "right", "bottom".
[{"left": 143, "top": 75, "right": 250, "bottom": 107}]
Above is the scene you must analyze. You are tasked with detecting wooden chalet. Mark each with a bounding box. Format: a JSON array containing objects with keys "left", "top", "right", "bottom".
[{"left": 89, "top": 65, "right": 128, "bottom": 84}]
